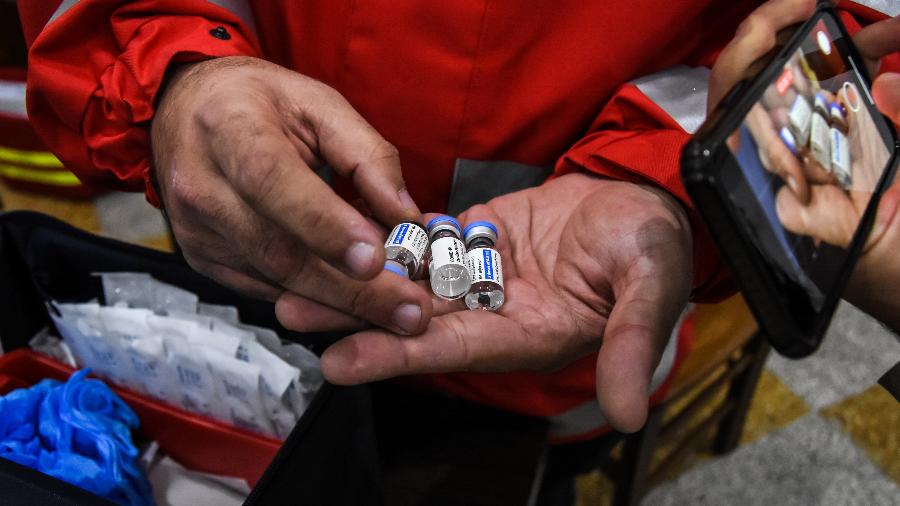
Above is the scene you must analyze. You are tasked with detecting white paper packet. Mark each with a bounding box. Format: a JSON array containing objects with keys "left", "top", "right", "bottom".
[
  {"left": 126, "top": 336, "right": 176, "bottom": 401},
  {"left": 166, "top": 310, "right": 214, "bottom": 330},
  {"left": 197, "top": 302, "right": 240, "bottom": 324},
  {"left": 189, "top": 327, "right": 241, "bottom": 358},
  {"left": 147, "top": 314, "right": 199, "bottom": 341},
  {"left": 49, "top": 302, "right": 99, "bottom": 368},
  {"left": 98, "top": 272, "right": 199, "bottom": 313},
  {"left": 98, "top": 306, "right": 153, "bottom": 341},
  {"left": 52, "top": 303, "right": 133, "bottom": 387},
  {"left": 163, "top": 337, "right": 220, "bottom": 416},
  {"left": 237, "top": 341, "right": 298, "bottom": 398},
  {"left": 148, "top": 456, "right": 248, "bottom": 506},
  {"left": 208, "top": 318, "right": 257, "bottom": 342},
  {"left": 234, "top": 323, "right": 281, "bottom": 352},
  {"left": 29, "top": 327, "right": 77, "bottom": 367},
  {"left": 204, "top": 349, "right": 275, "bottom": 437}
]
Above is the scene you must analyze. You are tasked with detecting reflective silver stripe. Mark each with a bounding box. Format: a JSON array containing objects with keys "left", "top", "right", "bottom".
[
  {"left": 46, "top": 0, "right": 257, "bottom": 36},
  {"left": 548, "top": 305, "right": 691, "bottom": 439},
  {"left": 448, "top": 159, "right": 552, "bottom": 215},
  {"left": 47, "top": 0, "right": 80, "bottom": 25},
  {"left": 0, "top": 80, "right": 27, "bottom": 119},
  {"left": 853, "top": 0, "right": 899, "bottom": 16},
  {"left": 206, "top": 0, "right": 258, "bottom": 36},
  {"left": 632, "top": 65, "right": 710, "bottom": 135}
]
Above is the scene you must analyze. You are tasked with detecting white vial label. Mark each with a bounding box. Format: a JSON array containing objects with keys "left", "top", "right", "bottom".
[
  {"left": 469, "top": 248, "right": 503, "bottom": 288},
  {"left": 810, "top": 112, "right": 831, "bottom": 172},
  {"left": 385, "top": 223, "right": 429, "bottom": 260},
  {"left": 788, "top": 95, "right": 812, "bottom": 146},
  {"left": 830, "top": 127, "right": 850, "bottom": 186},
  {"left": 431, "top": 236, "right": 468, "bottom": 272}
]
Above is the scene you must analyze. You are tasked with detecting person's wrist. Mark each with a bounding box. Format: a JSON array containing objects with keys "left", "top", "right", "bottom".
[{"left": 845, "top": 184, "right": 900, "bottom": 331}]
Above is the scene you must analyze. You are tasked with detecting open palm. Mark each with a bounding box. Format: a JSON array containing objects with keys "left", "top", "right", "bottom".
[{"left": 315, "top": 173, "right": 693, "bottom": 431}]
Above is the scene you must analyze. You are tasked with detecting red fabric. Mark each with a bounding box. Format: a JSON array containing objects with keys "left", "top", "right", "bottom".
[
  {"left": 23, "top": 0, "right": 260, "bottom": 205},
  {"left": 19, "top": 0, "right": 780, "bottom": 429},
  {"left": 839, "top": 2, "right": 900, "bottom": 76}
]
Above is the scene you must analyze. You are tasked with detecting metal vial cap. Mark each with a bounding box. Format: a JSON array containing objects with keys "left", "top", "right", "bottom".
[
  {"left": 426, "top": 215, "right": 462, "bottom": 239},
  {"left": 464, "top": 220, "right": 499, "bottom": 247}
]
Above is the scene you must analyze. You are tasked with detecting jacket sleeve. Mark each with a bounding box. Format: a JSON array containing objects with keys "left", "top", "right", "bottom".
[{"left": 23, "top": 0, "right": 261, "bottom": 206}]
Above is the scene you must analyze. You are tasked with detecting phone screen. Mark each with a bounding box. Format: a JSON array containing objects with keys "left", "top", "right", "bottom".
[{"left": 724, "top": 15, "right": 895, "bottom": 312}]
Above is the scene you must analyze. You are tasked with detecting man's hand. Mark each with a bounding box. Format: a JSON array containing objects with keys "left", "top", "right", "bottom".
[
  {"left": 151, "top": 56, "right": 432, "bottom": 335},
  {"left": 294, "top": 174, "right": 693, "bottom": 432}
]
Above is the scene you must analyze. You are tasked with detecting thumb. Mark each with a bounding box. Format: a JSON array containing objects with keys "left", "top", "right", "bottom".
[
  {"left": 293, "top": 81, "right": 421, "bottom": 225},
  {"left": 872, "top": 73, "right": 900, "bottom": 125},
  {"left": 595, "top": 269, "right": 689, "bottom": 433}
]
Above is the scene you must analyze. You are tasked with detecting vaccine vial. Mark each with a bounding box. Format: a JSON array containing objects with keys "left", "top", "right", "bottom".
[
  {"left": 384, "top": 221, "right": 429, "bottom": 278},
  {"left": 787, "top": 94, "right": 812, "bottom": 147},
  {"left": 779, "top": 127, "right": 809, "bottom": 159},
  {"left": 464, "top": 221, "right": 504, "bottom": 311},
  {"left": 809, "top": 92, "right": 832, "bottom": 173},
  {"left": 828, "top": 102, "right": 852, "bottom": 188},
  {"left": 426, "top": 215, "right": 471, "bottom": 300}
]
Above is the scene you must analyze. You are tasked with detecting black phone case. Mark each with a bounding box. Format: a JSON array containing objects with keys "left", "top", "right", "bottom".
[{"left": 681, "top": 5, "right": 900, "bottom": 358}]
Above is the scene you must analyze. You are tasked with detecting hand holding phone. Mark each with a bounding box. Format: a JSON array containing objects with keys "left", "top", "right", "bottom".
[{"left": 683, "top": 1, "right": 899, "bottom": 356}]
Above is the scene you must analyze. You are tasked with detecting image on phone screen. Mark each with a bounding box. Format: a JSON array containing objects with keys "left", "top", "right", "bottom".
[{"left": 724, "top": 16, "right": 895, "bottom": 311}]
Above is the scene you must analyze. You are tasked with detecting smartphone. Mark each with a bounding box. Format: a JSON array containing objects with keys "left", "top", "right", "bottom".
[{"left": 682, "top": 5, "right": 899, "bottom": 358}]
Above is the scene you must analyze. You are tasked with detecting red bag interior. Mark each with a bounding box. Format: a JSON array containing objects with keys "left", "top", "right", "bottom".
[{"left": 0, "top": 349, "right": 281, "bottom": 486}]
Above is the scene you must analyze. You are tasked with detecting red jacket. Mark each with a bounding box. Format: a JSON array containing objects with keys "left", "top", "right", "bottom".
[{"left": 19, "top": 0, "right": 896, "bottom": 440}]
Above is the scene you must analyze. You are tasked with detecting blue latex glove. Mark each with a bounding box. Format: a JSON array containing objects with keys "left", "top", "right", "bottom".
[{"left": 0, "top": 369, "right": 154, "bottom": 506}]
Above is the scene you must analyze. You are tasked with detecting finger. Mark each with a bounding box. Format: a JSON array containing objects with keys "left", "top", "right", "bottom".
[
  {"left": 854, "top": 15, "right": 900, "bottom": 74},
  {"left": 862, "top": 182, "right": 900, "bottom": 253},
  {"left": 320, "top": 311, "right": 546, "bottom": 385},
  {"left": 275, "top": 291, "right": 366, "bottom": 332},
  {"left": 200, "top": 261, "right": 283, "bottom": 301},
  {"left": 177, "top": 151, "right": 434, "bottom": 334},
  {"left": 710, "top": 0, "right": 817, "bottom": 110},
  {"left": 872, "top": 73, "right": 900, "bottom": 124},
  {"left": 290, "top": 82, "right": 422, "bottom": 225},
  {"left": 208, "top": 117, "right": 387, "bottom": 280},
  {"left": 175, "top": 221, "right": 284, "bottom": 301},
  {"left": 595, "top": 267, "right": 690, "bottom": 433},
  {"left": 775, "top": 184, "right": 860, "bottom": 247},
  {"left": 766, "top": 134, "right": 810, "bottom": 202}
]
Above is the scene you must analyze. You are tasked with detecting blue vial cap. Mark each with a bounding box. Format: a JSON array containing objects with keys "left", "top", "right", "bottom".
[
  {"left": 829, "top": 102, "right": 845, "bottom": 119},
  {"left": 426, "top": 215, "right": 462, "bottom": 234},
  {"left": 814, "top": 92, "right": 829, "bottom": 109},
  {"left": 779, "top": 127, "right": 798, "bottom": 156},
  {"left": 383, "top": 262, "right": 408, "bottom": 277},
  {"left": 463, "top": 221, "right": 499, "bottom": 239}
]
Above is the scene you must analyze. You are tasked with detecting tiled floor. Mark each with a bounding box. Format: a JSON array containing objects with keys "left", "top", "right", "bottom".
[{"left": 577, "top": 302, "right": 900, "bottom": 505}]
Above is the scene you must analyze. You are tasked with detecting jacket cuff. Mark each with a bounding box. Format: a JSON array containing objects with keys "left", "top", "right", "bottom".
[{"left": 27, "top": 3, "right": 259, "bottom": 208}]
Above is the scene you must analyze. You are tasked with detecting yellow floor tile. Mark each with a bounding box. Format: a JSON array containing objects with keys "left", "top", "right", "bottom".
[
  {"left": 740, "top": 369, "right": 810, "bottom": 445},
  {"left": 576, "top": 369, "right": 810, "bottom": 503},
  {"left": 576, "top": 469, "right": 614, "bottom": 506},
  {"left": 821, "top": 385, "right": 900, "bottom": 484}
]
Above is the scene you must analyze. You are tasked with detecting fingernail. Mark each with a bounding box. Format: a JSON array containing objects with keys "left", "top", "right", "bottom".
[
  {"left": 392, "top": 303, "right": 421, "bottom": 334},
  {"left": 787, "top": 175, "right": 799, "bottom": 194},
  {"left": 870, "top": 216, "right": 888, "bottom": 245},
  {"left": 345, "top": 242, "right": 376, "bottom": 277},
  {"left": 398, "top": 188, "right": 420, "bottom": 214}
]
